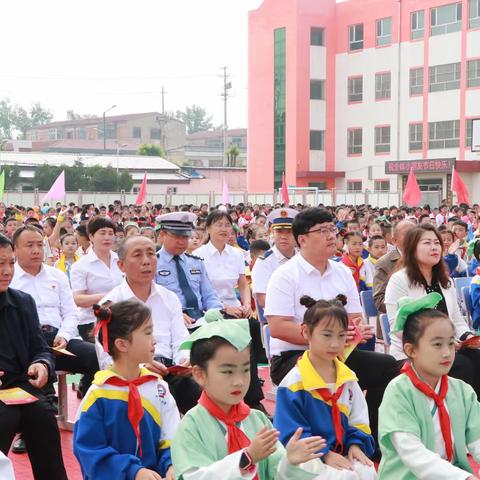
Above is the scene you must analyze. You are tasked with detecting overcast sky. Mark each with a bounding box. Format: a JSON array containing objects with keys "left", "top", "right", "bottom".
[{"left": 0, "top": 0, "right": 264, "bottom": 128}]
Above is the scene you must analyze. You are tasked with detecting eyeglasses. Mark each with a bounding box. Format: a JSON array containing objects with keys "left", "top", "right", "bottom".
[{"left": 304, "top": 226, "right": 338, "bottom": 236}]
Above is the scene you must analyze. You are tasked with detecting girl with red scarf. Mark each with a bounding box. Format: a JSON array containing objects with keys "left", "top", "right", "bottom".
[
  {"left": 171, "top": 317, "right": 328, "bottom": 479},
  {"left": 379, "top": 293, "right": 480, "bottom": 479},
  {"left": 74, "top": 301, "right": 180, "bottom": 480},
  {"left": 341, "top": 232, "right": 369, "bottom": 292}
]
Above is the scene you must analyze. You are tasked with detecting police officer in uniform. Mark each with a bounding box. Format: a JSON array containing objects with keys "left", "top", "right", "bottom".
[
  {"left": 155, "top": 212, "right": 268, "bottom": 414},
  {"left": 251, "top": 208, "right": 298, "bottom": 310}
]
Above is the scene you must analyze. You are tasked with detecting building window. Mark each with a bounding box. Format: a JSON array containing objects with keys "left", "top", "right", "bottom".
[
  {"left": 347, "top": 128, "right": 363, "bottom": 155},
  {"left": 310, "top": 130, "right": 325, "bottom": 151},
  {"left": 469, "top": 0, "right": 480, "bottom": 28},
  {"left": 310, "top": 27, "right": 325, "bottom": 46},
  {"left": 29, "top": 130, "right": 37, "bottom": 141},
  {"left": 430, "top": 2, "right": 462, "bottom": 36},
  {"left": 429, "top": 62, "right": 461, "bottom": 92},
  {"left": 347, "top": 181, "right": 362, "bottom": 191},
  {"left": 66, "top": 130, "right": 74, "bottom": 139},
  {"left": 274, "top": 27, "right": 286, "bottom": 190},
  {"left": 375, "top": 126, "right": 391, "bottom": 154},
  {"left": 376, "top": 17, "right": 392, "bottom": 46},
  {"left": 133, "top": 127, "right": 141, "bottom": 139},
  {"left": 309, "top": 182, "right": 327, "bottom": 189},
  {"left": 374, "top": 180, "right": 390, "bottom": 191},
  {"left": 411, "top": 10, "right": 425, "bottom": 39},
  {"left": 467, "top": 59, "right": 480, "bottom": 87},
  {"left": 77, "top": 128, "right": 86, "bottom": 140},
  {"left": 348, "top": 76, "right": 363, "bottom": 102},
  {"left": 150, "top": 128, "right": 161, "bottom": 140},
  {"left": 409, "top": 123, "right": 423, "bottom": 151},
  {"left": 48, "top": 128, "right": 58, "bottom": 140},
  {"left": 410, "top": 67, "right": 424, "bottom": 95},
  {"left": 428, "top": 120, "right": 460, "bottom": 149},
  {"left": 375, "top": 72, "right": 391, "bottom": 100},
  {"left": 231, "top": 137, "right": 242, "bottom": 146},
  {"left": 349, "top": 24, "right": 364, "bottom": 51},
  {"left": 310, "top": 79, "right": 325, "bottom": 100}
]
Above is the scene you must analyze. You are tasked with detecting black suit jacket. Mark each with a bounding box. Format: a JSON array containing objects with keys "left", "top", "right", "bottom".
[{"left": 0, "top": 288, "right": 55, "bottom": 392}]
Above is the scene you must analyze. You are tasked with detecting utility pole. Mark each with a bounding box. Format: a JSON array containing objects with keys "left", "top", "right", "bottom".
[
  {"left": 221, "top": 66, "right": 232, "bottom": 167},
  {"left": 161, "top": 86, "right": 165, "bottom": 115}
]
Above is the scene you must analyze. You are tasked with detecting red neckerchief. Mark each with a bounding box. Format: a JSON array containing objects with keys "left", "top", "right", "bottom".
[
  {"left": 341, "top": 253, "right": 363, "bottom": 287},
  {"left": 314, "top": 384, "right": 346, "bottom": 453},
  {"left": 401, "top": 362, "right": 453, "bottom": 461},
  {"left": 198, "top": 391, "right": 257, "bottom": 477},
  {"left": 104, "top": 374, "right": 157, "bottom": 457}
]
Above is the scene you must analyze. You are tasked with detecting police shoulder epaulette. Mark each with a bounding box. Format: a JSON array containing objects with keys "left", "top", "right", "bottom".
[
  {"left": 185, "top": 252, "right": 204, "bottom": 261},
  {"left": 259, "top": 249, "right": 273, "bottom": 260}
]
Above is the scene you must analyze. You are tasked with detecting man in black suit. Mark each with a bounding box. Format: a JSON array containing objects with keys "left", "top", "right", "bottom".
[{"left": 0, "top": 234, "right": 67, "bottom": 479}]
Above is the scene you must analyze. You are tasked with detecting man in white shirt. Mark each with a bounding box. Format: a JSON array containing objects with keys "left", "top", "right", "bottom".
[
  {"left": 265, "top": 208, "right": 399, "bottom": 447},
  {"left": 11, "top": 226, "right": 99, "bottom": 397},
  {"left": 251, "top": 207, "right": 298, "bottom": 310},
  {"left": 99, "top": 235, "right": 200, "bottom": 414}
]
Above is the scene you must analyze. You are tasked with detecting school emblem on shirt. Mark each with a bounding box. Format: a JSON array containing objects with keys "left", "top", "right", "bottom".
[
  {"left": 157, "top": 384, "right": 167, "bottom": 399},
  {"left": 157, "top": 270, "right": 171, "bottom": 276},
  {"left": 190, "top": 268, "right": 201, "bottom": 275}
]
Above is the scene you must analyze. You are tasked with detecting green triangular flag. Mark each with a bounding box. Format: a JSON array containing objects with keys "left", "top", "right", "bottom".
[{"left": 0, "top": 170, "right": 5, "bottom": 201}]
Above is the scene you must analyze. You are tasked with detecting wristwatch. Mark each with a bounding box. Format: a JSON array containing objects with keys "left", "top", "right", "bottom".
[{"left": 239, "top": 449, "right": 254, "bottom": 473}]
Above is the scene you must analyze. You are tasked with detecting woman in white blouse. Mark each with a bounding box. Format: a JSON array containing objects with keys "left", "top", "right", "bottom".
[
  {"left": 71, "top": 217, "right": 123, "bottom": 341},
  {"left": 193, "top": 210, "right": 252, "bottom": 318},
  {"left": 385, "top": 223, "right": 480, "bottom": 397}
]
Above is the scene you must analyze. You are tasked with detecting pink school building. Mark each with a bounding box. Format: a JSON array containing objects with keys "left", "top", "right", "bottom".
[{"left": 248, "top": 0, "right": 480, "bottom": 204}]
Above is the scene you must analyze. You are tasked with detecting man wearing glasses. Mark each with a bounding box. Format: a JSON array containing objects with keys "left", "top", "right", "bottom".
[{"left": 265, "top": 207, "right": 398, "bottom": 448}]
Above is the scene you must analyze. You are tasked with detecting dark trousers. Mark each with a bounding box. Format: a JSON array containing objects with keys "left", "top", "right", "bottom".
[
  {"left": 0, "top": 395, "right": 68, "bottom": 480},
  {"left": 398, "top": 348, "right": 480, "bottom": 400},
  {"left": 271, "top": 348, "right": 400, "bottom": 443},
  {"left": 43, "top": 328, "right": 99, "bottom": 396},
  {"left": 78, "top": 323, "right": 95, "bottom": 343}
]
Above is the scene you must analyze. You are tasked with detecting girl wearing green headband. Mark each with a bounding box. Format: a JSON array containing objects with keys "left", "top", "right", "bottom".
[{"left": 379, "top": 293, "right": 480, "bottom": 479}]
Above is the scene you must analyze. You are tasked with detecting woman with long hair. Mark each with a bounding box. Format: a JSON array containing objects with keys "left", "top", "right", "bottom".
[{"left": 385, "top": 223, "right": 480, "bottom": 398}]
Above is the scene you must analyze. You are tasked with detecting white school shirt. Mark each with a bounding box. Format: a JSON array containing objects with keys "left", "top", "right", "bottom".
[
  {"left": 193, "top": 242, "right": 245, "bottom": 307},
  {"left": 264, "top": 254, "right": 362, "bottom": 356},
  {"left": 11, "top": 263, "right": 79, "bottom": 342},
  {"left": 251, "top": 245, "right": 292, "bottom": 295},
  {"left": 96, "top": 279, "right": 189, "bottom": 369},
  {"left": 70, "top": 249, "right": 123, "bottom": 325}
]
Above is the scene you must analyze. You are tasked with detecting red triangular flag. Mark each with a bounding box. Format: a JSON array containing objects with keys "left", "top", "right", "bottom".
[
  {"left": 281, "top": 173, "right": 290, "bottom": 205},
  {"left": 135, "top": 173, "right": 147, "bottom": 206},
  {"left": 451, "top": 168, "right": 470, "bottom": 205},
  {"left": 403, "top": 167, "right": 422, "bottom": 207}
]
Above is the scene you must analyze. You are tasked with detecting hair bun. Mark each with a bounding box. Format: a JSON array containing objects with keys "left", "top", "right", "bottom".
[
  {"left": 300, "top": 295, "right": 317, "bottom": 309},
  {"left": 93, "top": 303, "right": 112, "bottom": 321},
  {"left": 334, "top": 294, "right": 347, "bottom": 306}
]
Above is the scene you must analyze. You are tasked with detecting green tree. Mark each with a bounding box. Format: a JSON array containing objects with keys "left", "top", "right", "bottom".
[
  {"left": 88, "top": 165, "right": 119, "bottom": 192},
  {"left": 2, "top": 164, "right": 20, "bottom": 189},
  {"left": 226, "top": 144, "right": 240, "bottom": 167},
  {"left": 118, "top": 170, "right": 133, "bottom": 191},
  {"left": 34, "top": 164, "right": 62, "bottom": 190},
  {"left": 0, "top": 99, "right": 14, "bottom": 139},
  {"left": 175, "top": 105, "right": 213, "bottom": 134},
  {"left": 138, "top": 143, "right": 164, "bottom": 157}
]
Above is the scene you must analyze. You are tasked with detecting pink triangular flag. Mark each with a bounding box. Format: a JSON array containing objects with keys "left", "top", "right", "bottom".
[
  {"left": 42, "top": 171, "right": 65, "bottom": 202},
  {"left": 135, "top": 173, "right": 147, "bottom": 206}
]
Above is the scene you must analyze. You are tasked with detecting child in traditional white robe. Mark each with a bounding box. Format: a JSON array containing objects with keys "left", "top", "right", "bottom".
[
  {"left": 274, "top": 295, "right": 377, "bottom": 480},
  {"left": 74, "top": 300, "right": 180, "bottom": 480},
  {"left": 171, "top": 314, "right": 329, "bottom": 480},
  {"left": 378, "top": 292, "right": 480, "bottom": 480}
]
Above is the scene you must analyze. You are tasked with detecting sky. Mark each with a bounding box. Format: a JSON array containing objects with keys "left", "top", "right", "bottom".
[{"left": 0, "top": 0, "right": 265, "bottom": 129}]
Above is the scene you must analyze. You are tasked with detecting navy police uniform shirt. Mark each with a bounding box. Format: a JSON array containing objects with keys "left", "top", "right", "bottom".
[{"left": 155, "top": 246, "right": 223, "bottom": 319}]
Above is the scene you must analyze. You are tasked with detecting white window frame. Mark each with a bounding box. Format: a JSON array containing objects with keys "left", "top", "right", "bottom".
[
  {"left": 48, "top": 128, "right": 58, "bottom": 140},
  {"left": 349, "top": 24, "right": 364, "bottom": 51},
  {"left": 410, "top": 67, "right": 424, "bottom": 95},
  {"left": 347, "top": 180, "right": 362, "bottom": 192},
  {"left": 347, "top": 128, "right": 363, "bottom": 155},
  {"left": 376, "top": 17, "right": 392, "bottom": 46},
  {"left": 469, "top": 0, "right": 480, "bottom": 28},
  {"left": 430, "top": 2, "right": 462, "bottom": 36},
  {"left": 411, "top": 10, "right": 425, "bottom": 39},
  {"left": 409, "top": 123, "right": 423, "bottom": 151},
  {"left": 375, "top": 126, "right": 391, "bottom": 154},
  {"left": 467, "top": 59, "right": 480, "bottom": 87},
  {"left": 348, "top": 76, "right": 363, "bottom": 102},
  {"left": 375, "top": 72, "right": 391, "bottom": 99},
  {"left": 429, "top": 62, "right": 461, "bottom": 92},
  {"left": 428, "top": 120, "right": 460, "bottom": 149},
  {"left": 374, "top": 180, "right": 390, "bottom": 192}
]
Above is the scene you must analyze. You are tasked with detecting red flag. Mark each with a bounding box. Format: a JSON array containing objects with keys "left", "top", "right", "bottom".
[
  {"left": 451, "top": 168, "right": 470, "bottom": 205},
  {"left": 403, "top": 167, "right": 421, "bottom": 207},
  {"left": 281, "top": 173, "right": 290, "bottom": 205},
  {"left": 135, "top": 173, "right": 147, "bottom": 206}
]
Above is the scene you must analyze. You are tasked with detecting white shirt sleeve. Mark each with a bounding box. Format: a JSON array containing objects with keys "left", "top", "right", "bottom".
[
  {"left": 70, "top": 260, "right": 88, "bottom": 292},
  {"left": 391, "top": 432, "right": 471, "bottom": 480},
  {"left": 167, "top": 291, "right": 190, "bottom": 364},
  {"left": 181, "top": 450, "right": 257, "bottom": 480},
  {"left": 251, "top": 258, "right": 271, "bottom": 295},
  {"left": 264, "top": 267, "right": 295, "bottom": 318},
  {"left": 447, "top": 285, "right": 470, "bottom": 339},
  {"left": 339, "top": 265, "right": 362, "bottom": 314},
  {"left": 56, "top": 271, "right": 80, "bottom": 342}
]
